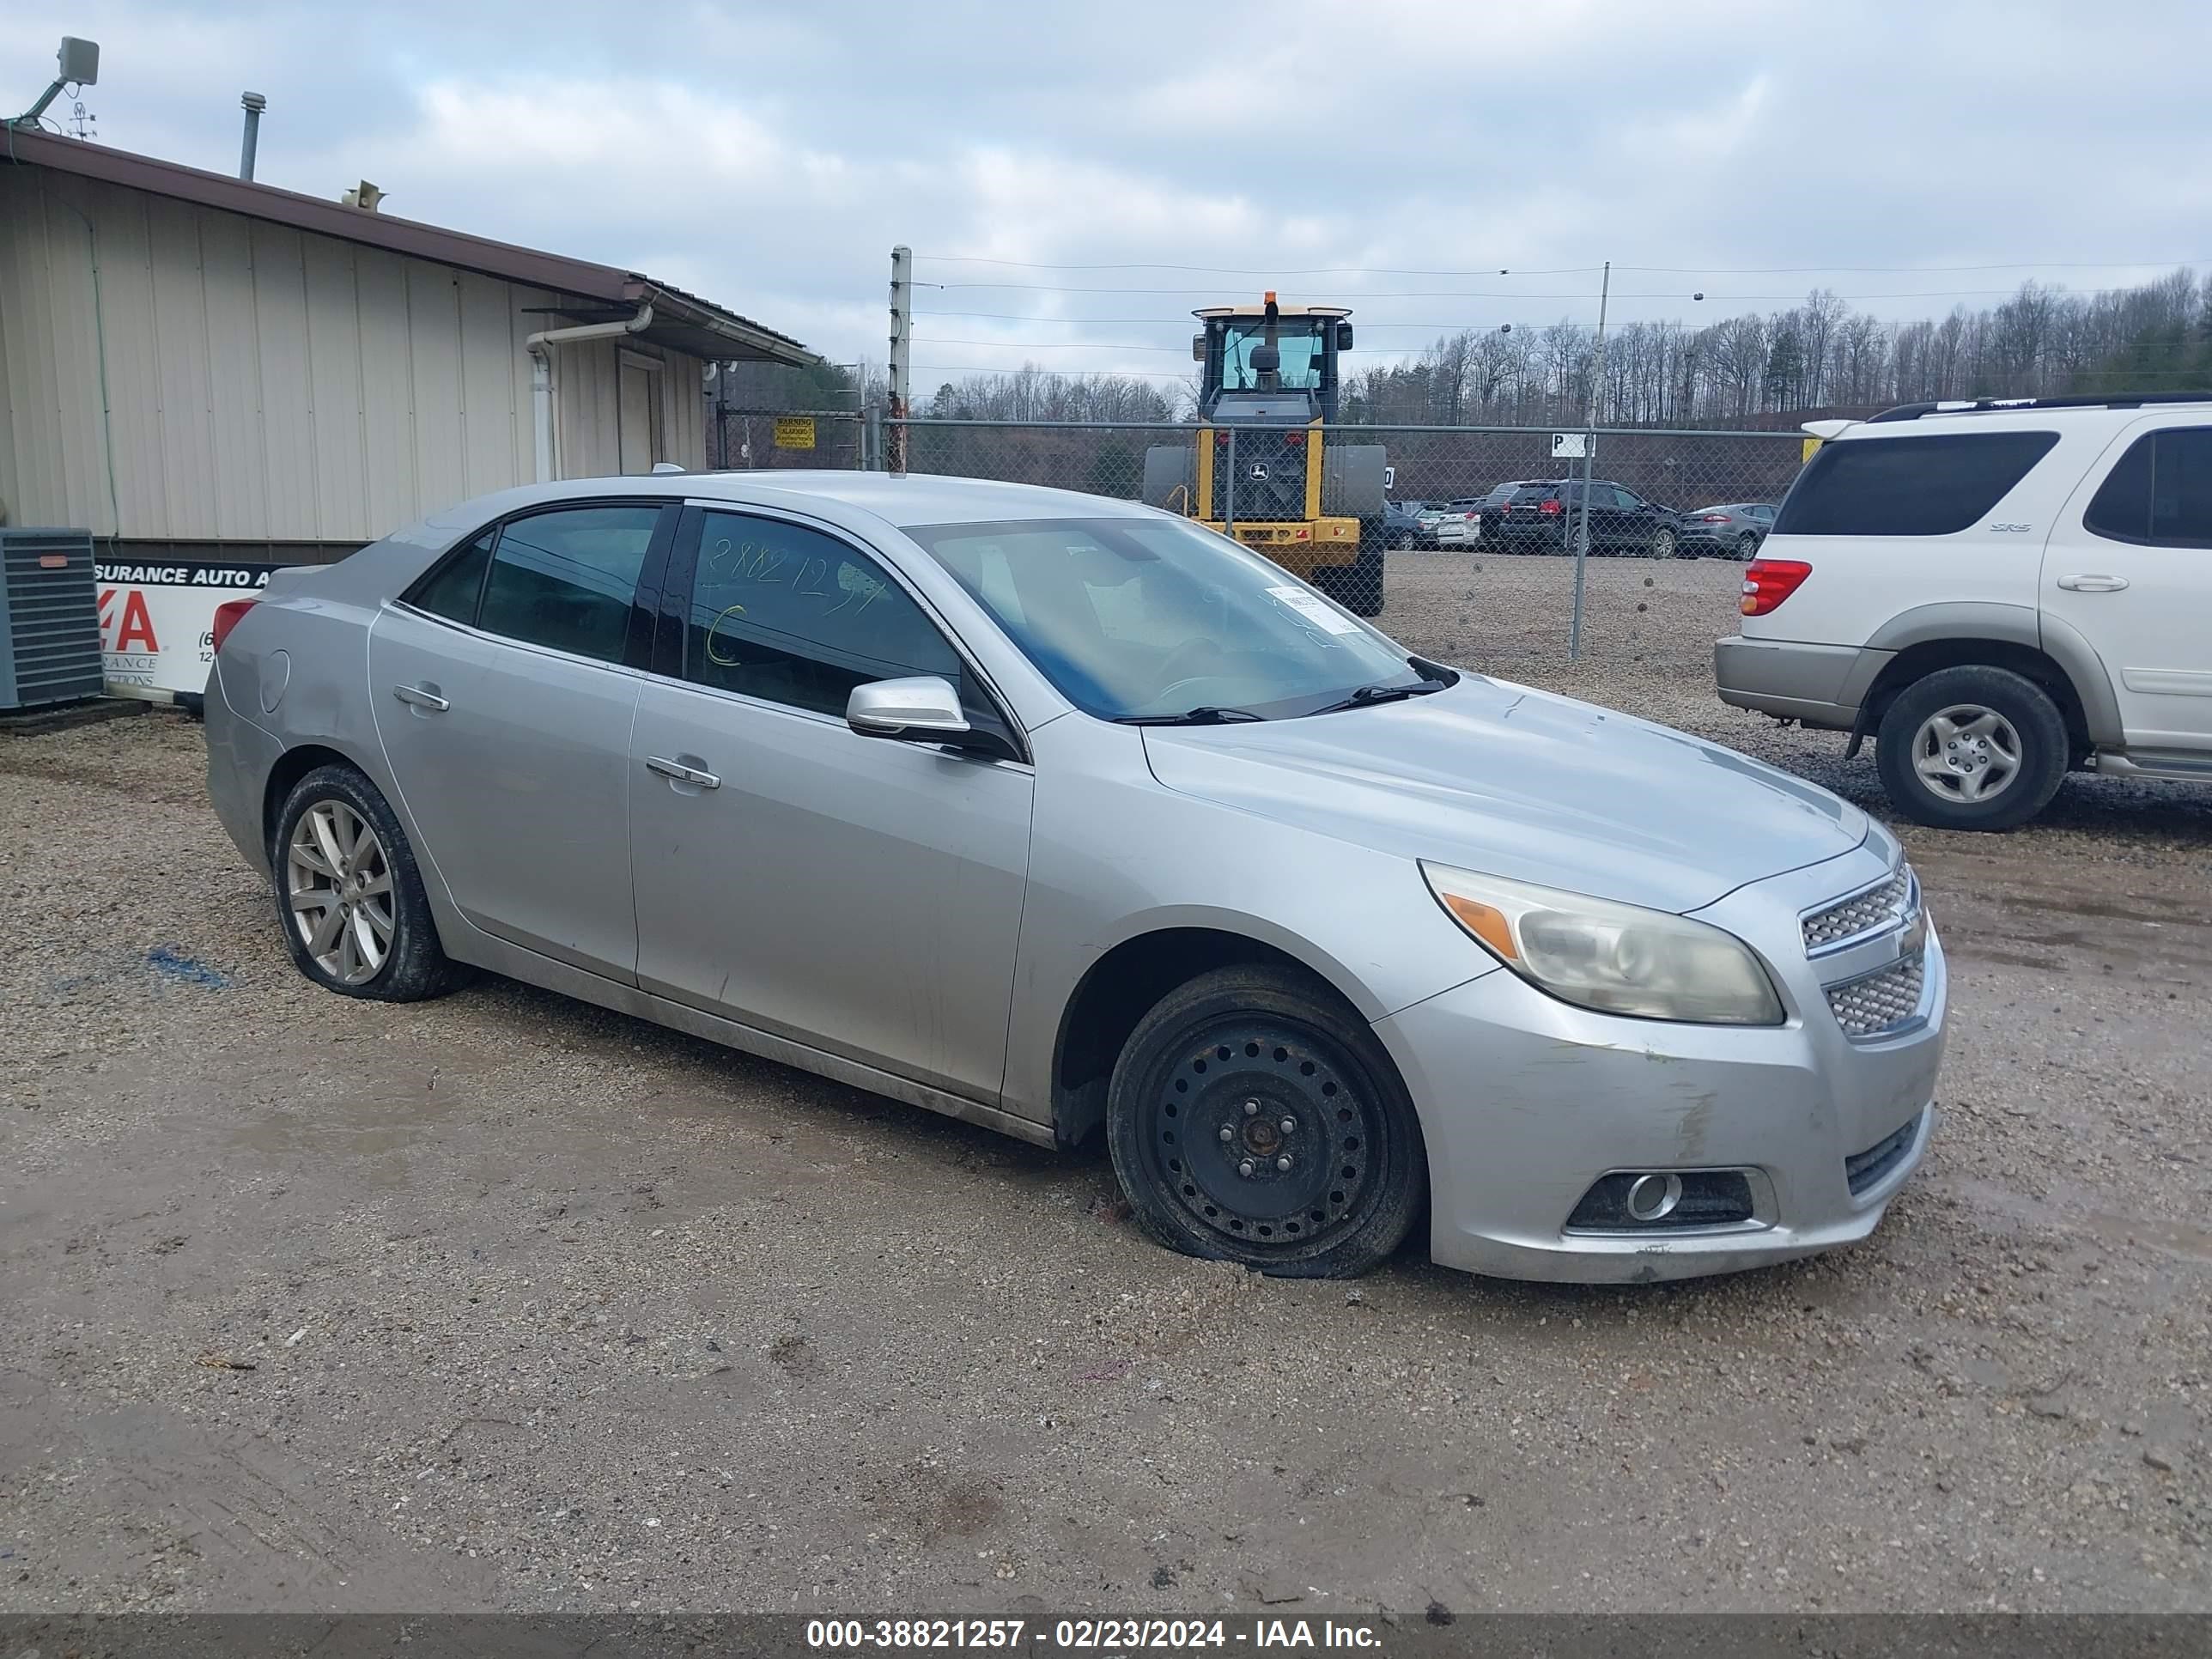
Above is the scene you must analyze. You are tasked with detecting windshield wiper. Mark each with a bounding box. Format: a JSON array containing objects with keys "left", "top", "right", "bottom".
[
  {"left": 1306, "top": 679, "right": 1451, "bottom": 716},
  {"left": 1114, "top": 706, "right": 1267, "bottom": 726}
]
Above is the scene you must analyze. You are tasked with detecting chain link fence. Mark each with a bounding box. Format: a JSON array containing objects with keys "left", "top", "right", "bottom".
[{"left": 884, "top": 418, "right": 1808, "bottom": 660}]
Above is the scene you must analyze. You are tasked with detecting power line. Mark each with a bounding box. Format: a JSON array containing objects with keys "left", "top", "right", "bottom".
[
  {"left": 915, "top": 254, "right": 1603, "bottom": 276},
  {"left": 914, "top": 337, "right": 1193, "bottom": 353},
  {"left": 928, "top": 281, "right": 2150, "bottom": 302},
  {"left": 919, "top": 252, "right": 2207, "bottom": 277},
  {"left": 912, "top": 363, "right": 1194, "bottom": 381},
  {"left": 1619, "top": 258, "right": 2209, "bottom": 275}
]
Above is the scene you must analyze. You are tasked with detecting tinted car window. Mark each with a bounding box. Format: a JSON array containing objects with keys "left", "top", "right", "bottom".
[
  {"left": 477, "top": 506, "right": 659, "bottom": 663},
  {"left": 411, "top": 530, "right": 495, "bottom": 623},
  {"left": 1773, "top": 432, "right": 2059, "bottom": 537},
  {"left": 2084, "top": 427, "right": 2212, "bottom": 548},
  {"left": 684, "top": 511, "right": 960, "bottom": 717}
]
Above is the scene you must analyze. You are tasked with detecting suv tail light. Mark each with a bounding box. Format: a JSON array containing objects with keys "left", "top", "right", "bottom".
[
  {"left": 1538, "top": 498, "right": 1563, "bottom": 515},
  {"left": 210, "top": 598, "right": 258, "bottom": 653},
  {"left": 1740, "top": 560, "right": 1811, "bottom": 617}
]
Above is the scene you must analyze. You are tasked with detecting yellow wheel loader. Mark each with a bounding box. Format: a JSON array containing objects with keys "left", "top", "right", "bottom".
[{"left": 1142, "top": 294, "right": 1389, "bottom": 617}]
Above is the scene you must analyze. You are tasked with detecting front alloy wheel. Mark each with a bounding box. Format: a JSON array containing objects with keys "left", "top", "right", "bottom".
[{"left": 288, "top": 799, "right": 394, "bottom": 984}]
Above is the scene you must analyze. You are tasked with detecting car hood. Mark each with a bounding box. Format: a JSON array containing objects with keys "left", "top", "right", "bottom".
[{"left": 1140, "top": 678, "right": 1869, "bottom": 914}]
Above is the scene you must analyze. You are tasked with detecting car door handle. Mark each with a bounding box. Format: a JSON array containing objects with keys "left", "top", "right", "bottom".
[
  {"left": 2056, "top": 574, "right": 2130, "bottom": 592},
  {"left": 646, "top": 756, "right": 721, "bottom": 789},
  {"left": 392, "top": 683, "right": 449, "bottom": 711}
]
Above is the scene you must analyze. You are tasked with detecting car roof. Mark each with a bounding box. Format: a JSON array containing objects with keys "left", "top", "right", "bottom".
[
  {"left": 1825, "top": 395, "right": 2212, "bottom": 441},
  {"left": 404, "top": 469, "right": 1166, "bottom": 544}
]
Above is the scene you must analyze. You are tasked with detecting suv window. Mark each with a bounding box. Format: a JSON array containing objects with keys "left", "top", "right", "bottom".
[
  {"left": 476, "top": 505, "right": 660, "bottom": 662},
  {"left": 1773, "top": 431, "right": 2060, "bottom": 537},
  {"left": 684, "top": 510, "right": 961, "bottom": 717},
  {"left": 2083, "top": 427, "right": 2212, "bottom": 548}
]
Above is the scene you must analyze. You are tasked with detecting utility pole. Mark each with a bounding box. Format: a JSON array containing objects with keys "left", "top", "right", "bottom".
[
  {"left": 1568, "top": 259, "right": 1611, "bottom": 663},
  {"left": 888, "top": 245, "right": 911, "bottom": 477}
]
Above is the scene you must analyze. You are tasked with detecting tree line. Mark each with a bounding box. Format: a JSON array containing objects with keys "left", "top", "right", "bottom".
[{"left": 1341, "top": 269, "right": 2210, "bottom": 428}]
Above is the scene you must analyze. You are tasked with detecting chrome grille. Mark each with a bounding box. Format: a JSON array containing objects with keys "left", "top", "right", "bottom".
[
  {"left": 1803, "top": 866, "right": 1916, "bottom": 954},
  {"left": 1826, "top": 956, "right": 1926, "bottom": 1038}
]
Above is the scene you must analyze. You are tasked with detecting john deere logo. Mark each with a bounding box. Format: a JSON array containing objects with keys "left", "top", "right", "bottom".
[{"left": 1249, "top": 462, "right": 1269, "bottom": 481}]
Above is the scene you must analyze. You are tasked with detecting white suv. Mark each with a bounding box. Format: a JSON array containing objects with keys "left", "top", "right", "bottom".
[{"left": 1715, "top": 394, "right": 2212, "bottom": 830}]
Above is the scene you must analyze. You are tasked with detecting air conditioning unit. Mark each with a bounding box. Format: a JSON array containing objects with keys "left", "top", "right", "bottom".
[{"left": 0, "top": 529, "right": 105, "bottom": 709}]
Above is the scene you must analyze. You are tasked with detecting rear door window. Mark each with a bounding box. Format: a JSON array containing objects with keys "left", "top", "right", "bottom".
[
  {"left": 2084, "top": 427, "right": 2212, "bottom": 549},
  {"left": 477, "top": 505, "right": 663, "bottom": 663},
  {"left": 410, "top": 530, "right": 496, "bottom": 623},
  {"left": 1773, "top": 431, "right": 2060, "bottom": 536}
]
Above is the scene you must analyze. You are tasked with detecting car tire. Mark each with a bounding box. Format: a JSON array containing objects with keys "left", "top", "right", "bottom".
[
  {"left": 1875, "top": 665, "right": 2069, "bottom": 832},
  {"left": 1736, "top": 532, "right": 1760, "bottom": 561},
  {"left": 1648, "top": 526, "right": 1677, "bottom": 560},
  {"left": 1106, "top": 964, "right": 1426, "bottom": 1279},
  {"left": 272, "top": 763, "right": 471, "bottom": 1000}
]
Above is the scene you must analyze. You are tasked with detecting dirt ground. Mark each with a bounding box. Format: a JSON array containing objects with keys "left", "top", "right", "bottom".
[{"left": 3, "top": 552, "right": 2208, "bottom": 1616}]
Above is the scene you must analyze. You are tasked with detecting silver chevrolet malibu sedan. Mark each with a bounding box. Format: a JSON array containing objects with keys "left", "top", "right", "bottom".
[{"left": 205, "top": 471, "right": 1944, "bottom": 1282}]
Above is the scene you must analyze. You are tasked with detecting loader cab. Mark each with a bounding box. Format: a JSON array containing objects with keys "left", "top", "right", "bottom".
[{"left": 1194, "top": 299, "right": 1352, "bottom": 425}]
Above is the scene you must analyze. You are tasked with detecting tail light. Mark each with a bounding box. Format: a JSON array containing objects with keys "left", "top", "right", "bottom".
[
  {"left": 1696, "top": 513, "right": 1729, "bottom": 523},
  {"left": 1740, "top": 560, "right": 1811, "bottom": 617},
  {"left": 1215, "top": 430, "right": 1230, "bottom": 447},
  {"left": 1285, "top": 429, "right": 1306, "bottom": 446},
  {"left": 211, "top": 598, "right": 258, "bottom": 653},
  {"left": 1538, "top": 499, "right": 1563, "bottom": 516}
]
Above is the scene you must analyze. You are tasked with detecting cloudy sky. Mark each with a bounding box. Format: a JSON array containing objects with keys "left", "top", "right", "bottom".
[{"left": 8, "top": 0, "right": 2210, "bottom": 388}]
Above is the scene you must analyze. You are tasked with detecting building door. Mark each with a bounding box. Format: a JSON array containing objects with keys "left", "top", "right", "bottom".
[{"left": 618, "top": 355, "right": 662, "bottom": 474}]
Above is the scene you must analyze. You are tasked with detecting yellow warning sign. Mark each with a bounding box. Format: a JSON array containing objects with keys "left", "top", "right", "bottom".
[
  {"left": 774, "top": 416, "right": 817, "bottom": 451},
  {"left": 1802, "top": 435, "right": 1822, "bottom": 464}
]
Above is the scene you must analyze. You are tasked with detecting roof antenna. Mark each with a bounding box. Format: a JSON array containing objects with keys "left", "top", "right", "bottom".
[{"left": 11, "top": 34, "right": 99, "bottom": 130}]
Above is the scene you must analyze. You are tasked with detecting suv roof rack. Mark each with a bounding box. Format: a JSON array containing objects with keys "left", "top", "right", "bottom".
[{"left": 1867, "top": 391, "right": 2212, "bottom": 423}]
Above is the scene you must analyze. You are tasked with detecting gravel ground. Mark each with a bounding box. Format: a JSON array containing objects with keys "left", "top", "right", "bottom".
[{"left": 2, "top": 553, "right": 2208, "bottom": 1617}]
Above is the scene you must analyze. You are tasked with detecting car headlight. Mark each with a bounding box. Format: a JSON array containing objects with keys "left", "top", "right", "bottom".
[{"left": 1420, "top": 861, "right": 1784, "bottom": 1025}]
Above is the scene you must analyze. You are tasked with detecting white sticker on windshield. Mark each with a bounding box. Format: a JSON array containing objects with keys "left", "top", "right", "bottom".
[{"left": 1266, "top": 586, "right": 1362, "bottom": 635}]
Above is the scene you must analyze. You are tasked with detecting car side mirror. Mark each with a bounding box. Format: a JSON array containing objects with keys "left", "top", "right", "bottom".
[
  {"left": 847, "top": 676, "right": 971, "bottom": 741},
  {"left": 1192, "top": 333, "right": 1206, "bottom": 362},
  {"left": 1335, "top": 321, "right": 1354, "bottom": 350}
]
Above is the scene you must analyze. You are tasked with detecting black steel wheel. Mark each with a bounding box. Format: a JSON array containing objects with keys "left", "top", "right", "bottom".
[{"left": 1106, "top": 965, "right": 1425, "bottom": 1278}]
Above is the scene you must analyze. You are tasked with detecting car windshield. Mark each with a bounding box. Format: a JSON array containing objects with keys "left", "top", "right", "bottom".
[
  {"left": 1218, "top": 319, "right": 1325, "bottom": 392},
  {"left": 908, "top": 516, "right": 1436, "bottom": 721}
]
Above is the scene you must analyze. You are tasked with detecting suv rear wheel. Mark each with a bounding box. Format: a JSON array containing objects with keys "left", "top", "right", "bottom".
[{"left": 1875, "top": 665, "right": 2069, "bottom": 831}]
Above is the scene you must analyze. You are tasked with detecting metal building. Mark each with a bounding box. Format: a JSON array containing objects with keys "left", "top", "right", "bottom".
[{"left": 0, "top": 125, "right": 820, "bottom": 567}]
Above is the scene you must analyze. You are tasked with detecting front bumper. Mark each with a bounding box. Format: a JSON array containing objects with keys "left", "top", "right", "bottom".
[{"left": 1374, "top": 842, "right": 1945, "bottom": 1283}]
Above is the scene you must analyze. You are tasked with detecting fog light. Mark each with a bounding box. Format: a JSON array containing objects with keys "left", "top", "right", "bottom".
[
  {"left": 1625, "top": 1172, "right": 1682, "bottom": 1222},
  {"left": 1565, "top": 1170, "right": 1755, "bottom": 1232}
]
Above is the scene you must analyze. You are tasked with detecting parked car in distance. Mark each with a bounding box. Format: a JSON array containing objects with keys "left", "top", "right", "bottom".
[
  {"left": 1413, "top": 497, "right": 1483, "bottom": 549},
  {"left": 208, "top": 471, "right": 1943, "bottom": 1283},
  {"left": 1382, "top": 497, "right": 1426, "bottom": 549},
  {"left": 1717, "top": 393, "right": 2212, "bottom": 830},
  {"left": 1678, "top": 502, "right": 1776, "bottom": 560},
  {"left": 1486, "top": 478, "right": 1682, "bottom": 557},
  {"left": 1468, "top": 480, "right": 1543, "bottom": 542}
]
